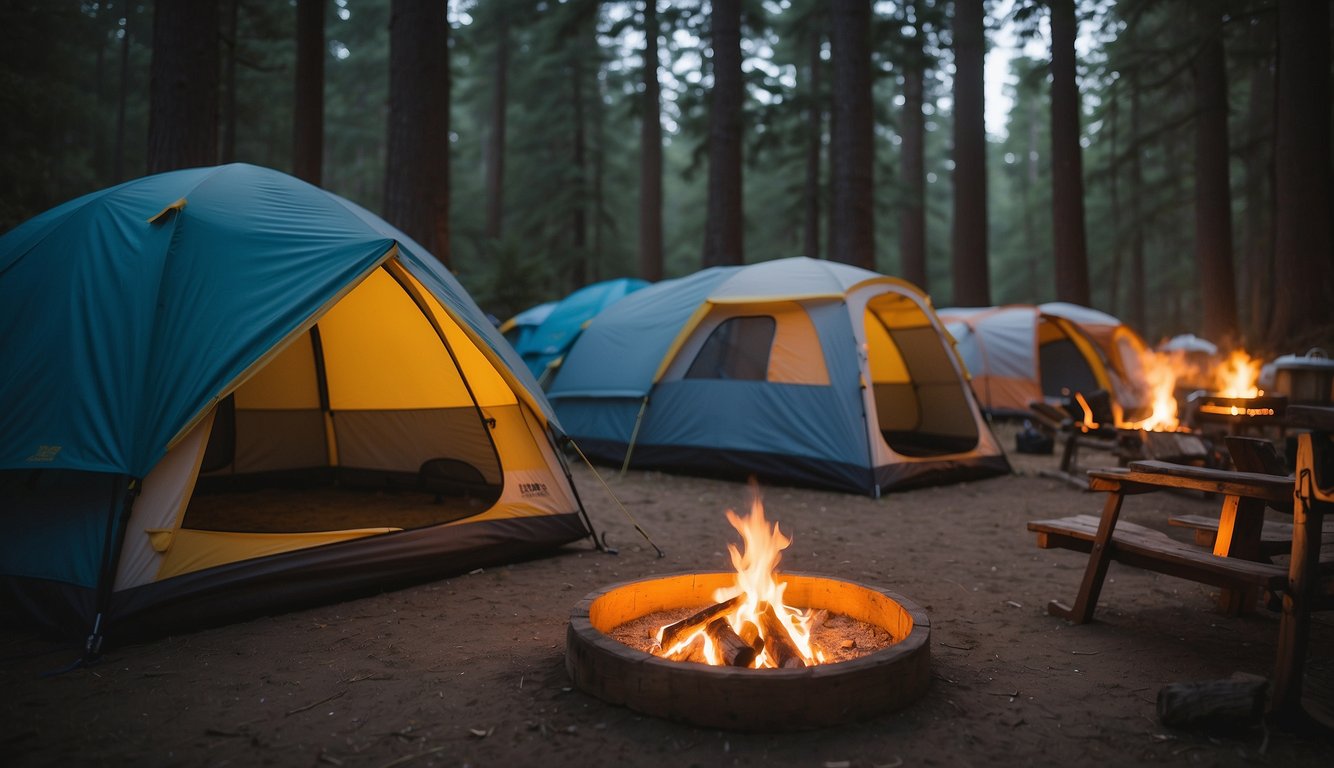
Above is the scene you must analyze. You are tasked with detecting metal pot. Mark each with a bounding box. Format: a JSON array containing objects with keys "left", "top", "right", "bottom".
[{"left": 1269, "top": 348, "right": 1334, "bottom": 406}]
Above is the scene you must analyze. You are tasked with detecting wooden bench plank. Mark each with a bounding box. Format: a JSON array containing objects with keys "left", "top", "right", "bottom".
[
  {"left": 1028, "top": 515, "right": 1288, "bottom": 591},
  {"left": 1168, "top": 514, "right": 1334, "bottom": 555},
  {"left": 1118, "top": 460, "right": 1293, "bottom": 503},
  {"left": 1286, "top": 405, "right": 1334, "bottom": 432}
]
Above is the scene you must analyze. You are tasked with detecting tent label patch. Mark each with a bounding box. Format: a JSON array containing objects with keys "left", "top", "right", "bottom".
[
  {"left": 26, "top": 445, "right": 61, "bottom": 462},
  {"left": 519, "top": 482, "right": 550, "bottom": 498}
]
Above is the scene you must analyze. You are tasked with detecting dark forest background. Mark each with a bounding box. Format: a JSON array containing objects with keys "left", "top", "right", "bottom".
[{"left": 1, "top": 0, "right": 1331, "bottom": 352}]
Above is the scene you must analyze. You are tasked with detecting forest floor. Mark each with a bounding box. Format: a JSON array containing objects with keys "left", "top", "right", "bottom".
[{"left": 4, "top": 423, "right": 1333, "bottom": 768}]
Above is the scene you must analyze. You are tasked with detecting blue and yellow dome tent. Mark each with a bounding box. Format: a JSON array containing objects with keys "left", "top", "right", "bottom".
[
  {"left": 0, "top": 164, "right": 592, "bottom": 650},
  {"left": 546, "top": 257, "right": 1010, "bottom": 496}
]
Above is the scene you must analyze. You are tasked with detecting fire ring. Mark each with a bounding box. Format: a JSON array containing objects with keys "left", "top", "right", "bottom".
[{"left": 565, "top": 571, "right": 931, "bottom": 731}]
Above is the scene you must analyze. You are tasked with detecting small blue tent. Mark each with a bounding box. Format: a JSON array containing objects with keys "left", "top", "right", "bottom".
[
  {"left": 500, "top": 301, "right": 557, "bottom": 351},
  {"left": 507, "top": 278, "right": 648, "bottom": 382},
  {"left": 0, "top": 164, "right": 591, "bottom": 647},
  {"left": 546, "top": 258, "right": 1010, "bottom": 495}
]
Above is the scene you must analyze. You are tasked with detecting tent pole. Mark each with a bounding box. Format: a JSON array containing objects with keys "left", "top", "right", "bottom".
[
  {"left": 86, "top": 475, "right": 139, "bottom": 661},
  {"left": 619, "top": 396, "right": 650, "bottom": 476},
  {"left": 569, "top": 438, "right": 664, "bottom": 558},
  {"left": 549, "top": 429, "right": 606, "bottom": 553}
]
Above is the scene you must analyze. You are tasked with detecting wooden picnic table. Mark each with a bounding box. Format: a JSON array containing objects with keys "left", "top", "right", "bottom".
[
  {"left": 1028, "top": 404, "right": 1334, "bottom": 729},
  {"left": 1029, "top": 461, "right": 1294, "bottom": 623}
]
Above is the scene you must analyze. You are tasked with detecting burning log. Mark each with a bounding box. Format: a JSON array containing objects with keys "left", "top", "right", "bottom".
[
  {"left": 658, "top": 595, "right": 742, "bottom": 649},
  {"left": 666, "top": 634, "right": 708, "bottom": 664},
  {"left": 738, "top": 620, "right": 762, "bottom": 652},
  {"left": 758, "top": 603, "right": 806, "bottom": 668},
  {"left": 706, "top": 617, "right": 757, "bottom": 667}
]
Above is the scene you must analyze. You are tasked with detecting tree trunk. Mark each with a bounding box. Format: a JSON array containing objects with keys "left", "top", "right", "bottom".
[
  {"left": 93, "top": 2, "right": 108, "bottom": 181},
  {"left": 1128, "top": 69, "right": 1146, "bottom": 333},
  {"left": 1108, "top": 78, "right": 1121, "bottom": 315},
  {"left": 1024, "top": 96, "right": 1041, "bottom": 297},
  {"left": 1193, "top": 6, "right": 1239, "bottom": 346},
  {"left": 702, "top": 0, "right": 743, "bottom": 267},
  {"left": 802, "top": 27, "right": 823, "bottom": 261},
  {"left": 951, "top": 0, "right": 989, "bottom": 305},
  {"left": 639, "top": 0, "right": 664, "bottom": 281},
  {"left": 1241, "top": 15, "right": 1274, "bottom": 343},
  {"left": 571, "top": 52, "right": 588, "bottom": 288},
  {"left": 1049, "top": 0, "right": 1089, "bottom": 306},
  {"left": 148, "top": 0, "right": 219, "bottom": 173},
  {"left": 485, "top": 10, "right": 509, "bottom": 239},
  {"left": 221, "top": 0, "right": 238, "bottom": 164},
  {"left": 1268, "top": 0, "right": 1330, "bottom": 350},
  {"left": 294, "top": 0, "right": 325, "bottom": 185},
  {"left": 829, "top": 0, "right": 874, "bottom": 270},
  {"left": 592, "top": 68, "right": 607, "bottom": 282},
  {"left": 113, "top": 4, "right": 134, "bottom": 181},
  {"left": 899, "top": 58, "right": 926, "bottom": 288},
  {"left": 385, "top": 0, "right": 451, "bottom": 266}
]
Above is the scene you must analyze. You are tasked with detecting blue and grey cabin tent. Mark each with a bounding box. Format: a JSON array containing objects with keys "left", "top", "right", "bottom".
[
  {"left": 0, "top": 164, "right": 591, "bottom": 647},
  {"left": 545, "top": 257, "right": 1011, "bottom": 495}
]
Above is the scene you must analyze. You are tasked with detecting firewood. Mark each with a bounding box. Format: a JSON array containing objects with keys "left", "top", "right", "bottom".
[
  {"left": 738, "top": 620, "right": 762, "bottom": 653},
  {"left": 658, "top": 595, "right": 742, "bottom": 649},
  {"left": 706, "top": 617, "right": 757, "bottom": 668},
  {"left": 1156, "top": 673, "right": 1267, "bottom": 731},
  {"left": 806, "top": 608, "right": 829, "bottom": 633},
  {"left": 666, "top": 634, "right": 708, "bottom": 664},
  {"left": 758, "top": 603, "right": 806, "bottom": 668}
]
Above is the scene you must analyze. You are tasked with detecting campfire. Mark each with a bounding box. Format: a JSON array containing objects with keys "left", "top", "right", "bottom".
[
  {"left": 1115, "top": 347, "right": 1284, "bottom": 433},
  {"left": 1122, "top": 349, "right": 1183, "bottom": 432},
  {"left": 1096, "top": 347, "right": 1286, "bottom": 466},
  {"left": 650, "top": 494, "right": 828, "bottom": 668},
  {"left": 1190, "top": 349, "right": 1286, "bottom": 428},
  {"left": 564, "top": 487, "right": 931, "bottom": 730}
]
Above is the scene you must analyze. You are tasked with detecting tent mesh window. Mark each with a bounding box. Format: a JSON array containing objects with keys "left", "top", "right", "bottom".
[{"left": 685, "top": 316, "right": 776, "bottom": 381}]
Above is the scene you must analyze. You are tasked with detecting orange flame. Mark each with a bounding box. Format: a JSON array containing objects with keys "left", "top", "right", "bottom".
[
  {"left": 1214, "top": 350, "right": 1262, "bottom": 398},
  {"left": 1075, "top": 392, "right": 1099, "bottom": 430},
  {"left": 1125, "top": 350, "right": 1180, "bottom": 432},
  {"left": 654, "top": 487, "right": 824, "bottom": 667}
]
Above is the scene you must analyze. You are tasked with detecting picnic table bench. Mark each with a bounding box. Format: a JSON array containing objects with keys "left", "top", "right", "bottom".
[{"left": 1029, "top": 461, "right": 1295, "bottom": 622}]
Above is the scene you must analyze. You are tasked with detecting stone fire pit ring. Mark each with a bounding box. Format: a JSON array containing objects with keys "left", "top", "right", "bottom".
[{"left": 565, "top": 571, "right": 931, "bottom": 731}]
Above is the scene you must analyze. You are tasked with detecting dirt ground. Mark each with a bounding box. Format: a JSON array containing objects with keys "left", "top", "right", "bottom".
[{"left": 4, "top": 423, "right": 1333, "bottom": 768}]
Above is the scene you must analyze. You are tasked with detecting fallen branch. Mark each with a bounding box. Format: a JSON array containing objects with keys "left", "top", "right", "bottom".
[{"left": 285, "top": 690, "right": 347, "bottom": 717}]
